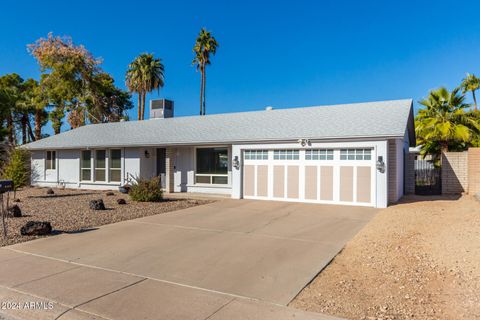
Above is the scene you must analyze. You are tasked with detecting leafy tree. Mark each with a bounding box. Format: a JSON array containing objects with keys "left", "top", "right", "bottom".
[
  {"left": 193, "top": 28, "right": 218, "bottom": 116},
  {"left": 0, "top": 74, "right": 23, "bottom": 144},
  {"left": 1, "top": 148, "right": 30, "bottom": 198},
  {"left": 460, "top": 73, "right": 480, "bottom": 111},
  {"left": 29, "top": 33, "right": 132, "bottom": 131},
  {"left": 125, "top": 53, "right": 164, "bottom": 120},
  {"left": 416, "top": 87, "right": 480, "bottom": 157}
]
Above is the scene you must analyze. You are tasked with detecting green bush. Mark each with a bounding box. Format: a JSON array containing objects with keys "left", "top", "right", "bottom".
[
  {"left": 129, "top": 176, "right": 163, "bottom": 202},
  {"left": 1, "top": 148, "right": 30, "bottom": 195}
]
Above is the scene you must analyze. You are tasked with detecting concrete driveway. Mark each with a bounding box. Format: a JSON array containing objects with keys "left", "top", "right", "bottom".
[{"left": 0, "top": 199, "right": 376, "bottom": 320}]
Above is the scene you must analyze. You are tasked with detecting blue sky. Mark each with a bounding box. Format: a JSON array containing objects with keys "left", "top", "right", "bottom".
[{"left": 1, "top": 0, "right": 480, "bottom": 134}]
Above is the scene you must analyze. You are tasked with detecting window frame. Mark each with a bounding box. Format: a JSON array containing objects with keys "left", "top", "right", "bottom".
[
  {"left": 305, "top": 149, "right": 334, "bottom": 161},
  {"left": 194, "top": 146, "right": 229, "bottom": 186},
  {"left": 94, "top": 150, "right": 107, "bottom": 182},
  {"left": 80, "top": 150, "right": 92, "bottom": 181},
  {"left": 273, "top": 149, "right": 300, "bottom": 160},
  {"left": 340, "top": 148, "right": 372, "bottom": 161},
  {"left": 45, "top": 151, "right": 56, "bottom": 170},
  {"left": 109, "top": 149, "right": 122, "bottom": 183},
  {"left": 244, "top": 150, "right": 269, "bottom": 160}
]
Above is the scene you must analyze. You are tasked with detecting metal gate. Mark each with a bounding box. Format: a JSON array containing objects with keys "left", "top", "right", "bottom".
[{"left": 414, "top": 159, "right": 441, "bottom": 195}]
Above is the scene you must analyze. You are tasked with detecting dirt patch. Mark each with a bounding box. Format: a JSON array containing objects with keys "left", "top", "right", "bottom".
[
  {"left": 290, "top": 195, "right": 480, "bottom": 320},
  {"left": 0, "top": 187, "right": 213, "bottom": 247}
]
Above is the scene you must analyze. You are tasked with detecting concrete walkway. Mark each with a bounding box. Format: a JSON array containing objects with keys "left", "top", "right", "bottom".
[{"left": 0, "top": 199, "right": 376, "bottom": 320}]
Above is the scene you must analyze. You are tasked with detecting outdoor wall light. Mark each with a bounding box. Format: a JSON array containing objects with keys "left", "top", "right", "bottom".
[
  {"left": 233, "top": 156, "right": 240, "bottom": 170},
  {"left": 376, "top": 156, "right": 385, "bottom": 173},
  {"left": 144, "top": 150, "right": 150, "bottom": 158}
]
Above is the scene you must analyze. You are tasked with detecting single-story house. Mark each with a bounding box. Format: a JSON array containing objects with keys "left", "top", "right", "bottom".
[{"left": 23, "top": 99, "right": 415, "bottom": 208}]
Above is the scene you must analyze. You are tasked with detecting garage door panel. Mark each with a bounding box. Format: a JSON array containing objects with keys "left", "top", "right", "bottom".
[
  {"left": 320, "top": 166, "right": 334, "bottom": 201},
  {"left": 244, "top": 165, "right": 255, "bottom": 197},
  {"left": 273, "top": 165, "right": 285, "bottom": 198},
  {"left": 304, "top": 166, "right": 317, "bottom": 200},
  {"left": 340, "top": 166, "right": 354, "bottom": 202},
  {"left": 287, "top": 166, "right": 299, "bottom": 199},
  {"left": 256, "top": 165, "right": 268, "bottom": 197},
  {"left": 243, "top": 149, "right": 375, "bottom": 207},
  {"left": 356, "top": 166, "right": 371, "bottom": 203}
]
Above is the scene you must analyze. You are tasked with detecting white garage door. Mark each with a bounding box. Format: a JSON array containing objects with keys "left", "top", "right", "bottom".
[{"left": 242, "top": 148, "right": 376, "bottom": 206}]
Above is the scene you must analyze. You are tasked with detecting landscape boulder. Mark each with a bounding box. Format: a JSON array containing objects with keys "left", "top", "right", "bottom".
[
  {"left": 20, "top": 221, "right": 52, "bottom": 236},
  {"left": 106, "top": 191, "right": 115, "bottom": 196},
  {"left": 46, "top": 188, "right": 55, "bottom": 195},
  {"left": 7, "top": 205, "right": 22, "bottom": 217},
  {"left": 117, "top": 198, "right": 127, "bottom": 205},
  {"left": 89, "top": 199, "right": 106, "bottom": 210}
]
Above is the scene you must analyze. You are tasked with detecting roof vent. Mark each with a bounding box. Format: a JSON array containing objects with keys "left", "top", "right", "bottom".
[
  {"left": 150, "top": 99, "right": 174, "bottom": 119},
  {"left": 265, "top": 106, "right": 273, "bottom": 111}
]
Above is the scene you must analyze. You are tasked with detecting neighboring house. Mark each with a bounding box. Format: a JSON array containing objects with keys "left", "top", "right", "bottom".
[{"left": 23, "top": 99, "right": 415, "bottom": 208}]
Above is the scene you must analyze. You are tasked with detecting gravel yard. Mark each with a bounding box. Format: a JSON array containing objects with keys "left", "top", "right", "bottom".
[
  {"left": 0, "top": 187, "right": 212, "bottom": 247},
  {"left": 291, "top": 195, "right": 480, "bottom": 320}
]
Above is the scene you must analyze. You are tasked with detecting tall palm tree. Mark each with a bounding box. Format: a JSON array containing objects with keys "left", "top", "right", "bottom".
[
  {"left": 193, "top": 28, "right": 218, "bottom": 115},
  {"left": 126, "top": 53, "right": 164, "bottom": 120},
  {"left": 416, "top": 87, "right": 480, "bottom": 153},
  {"left": 460, "top": 73, "right": 480, "bottom": 111}
]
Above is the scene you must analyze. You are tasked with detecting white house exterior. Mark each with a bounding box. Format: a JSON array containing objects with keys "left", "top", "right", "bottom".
[{"left": 24, "top": 99, "right": 415, "bottom": 208}]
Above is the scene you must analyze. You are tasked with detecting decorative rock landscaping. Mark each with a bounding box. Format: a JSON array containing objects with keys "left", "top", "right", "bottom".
[
  {"left": 117, "top": 198, "right": 127, "bottom": 205},
  {"left": 89, "top": 199, "right": 106, "bottom": 210},
  {"left": 7, "top": 205, "right": 22, "bottom": 218},
  {"left": 20, "top": 221, "right": 52, "bottom": 236},
  {"left": 1, "top": 187, "right": 211, "bottom": 247}
]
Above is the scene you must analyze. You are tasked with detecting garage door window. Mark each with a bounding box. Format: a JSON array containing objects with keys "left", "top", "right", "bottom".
[
  {"left": 244, "top": 150, "right": 268, "bottom": 160},
  {"left": 340, "top": 149, "right": 372, "bottom": 160},
  {"left": 196, "top": 147, "right": 228, "bottom": 185},
  {"left": 306, "top": 149, "right": 334, "bottom": 160},
  {"left": 273, "top": 150, "right": 299, "bottom": 160}
]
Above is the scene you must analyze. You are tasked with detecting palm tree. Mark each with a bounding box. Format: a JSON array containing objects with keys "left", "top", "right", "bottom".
[
  {"left": 460, "top": 73, "right": 480, "bottom": 111},
  {"left": 126, "top": 53, "right": 164, "bottom": 120},
  {"left": 416, "top": 87, "right": 480, "bottom": 154},
  {"left": 193, "top": 28, "right": 218, "bottom": 115}
]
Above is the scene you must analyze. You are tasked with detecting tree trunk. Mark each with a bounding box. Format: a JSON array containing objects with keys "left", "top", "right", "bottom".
[
  {"left": 35, "top": 109, "right": 42, "bottom": 140},
  {"left": 6, "top": 113, "right": 14, "bottom": 145},
  {"left": 203, "top": 68, "right": 207, "bottom": 116},
  {"left": 21, "top": 113, "right": 28, "bottom": 145},
  {"left": 199, "top": 68, "right": 204, "bottom": 115},
  {"left": 27, "top": 120, "right": 35, "bottom": 142},
  {"left": 137, "top": 94, "right": 142, "bottom": 120},
  {"left": 142, "top": 92, "right": 147, "bottom": 120},
  {"left": 473, "top": 91, "right": 477, "bottom": 111}
]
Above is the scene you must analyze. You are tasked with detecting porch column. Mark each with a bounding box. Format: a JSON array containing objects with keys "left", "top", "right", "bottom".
[{"left": 165, "top": 147, "right": 176, "bottom": 193}]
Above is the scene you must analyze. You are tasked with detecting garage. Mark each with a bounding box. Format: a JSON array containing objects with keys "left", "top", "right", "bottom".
[{"left": 242, "top": 148, "right": 376, "bottom": 206}]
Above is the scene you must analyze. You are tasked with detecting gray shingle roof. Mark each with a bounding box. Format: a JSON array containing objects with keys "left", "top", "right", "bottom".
[{"left": 23, "top": 99, "right": 414, "bottom": 150}]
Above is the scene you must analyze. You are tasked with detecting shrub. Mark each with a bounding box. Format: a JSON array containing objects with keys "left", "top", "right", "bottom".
[
  {"left": 129, "top": 176, "right": 163, "bottom": 202},
  {"left": 1, "top": 148, "right": 30, "bottom": 197}
]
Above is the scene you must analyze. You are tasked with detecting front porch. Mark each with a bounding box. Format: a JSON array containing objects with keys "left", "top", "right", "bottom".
[{"left": 135, "top": 145, "right": 233, "bottom": 196}]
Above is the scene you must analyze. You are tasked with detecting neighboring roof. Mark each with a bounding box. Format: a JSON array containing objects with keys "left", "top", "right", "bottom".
[{"left": 23, "top": 99, "right": 415, "bottom": 150}]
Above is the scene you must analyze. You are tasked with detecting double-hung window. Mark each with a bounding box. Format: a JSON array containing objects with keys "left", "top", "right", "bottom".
[
  {"left": 109, "top": 149, "right": 121, "bottom": 182},
  {"left": 195, "top": 147, "right": 228, "bottom": 185},
  {"left": 46, "top": 151, "right": 56, "bottom": 170},
  {"left": 81, "top": 151, "right": 92, "bottom": 181},
  {"left": 95, "top": 150, "right": 106, "bottom": 182}
]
